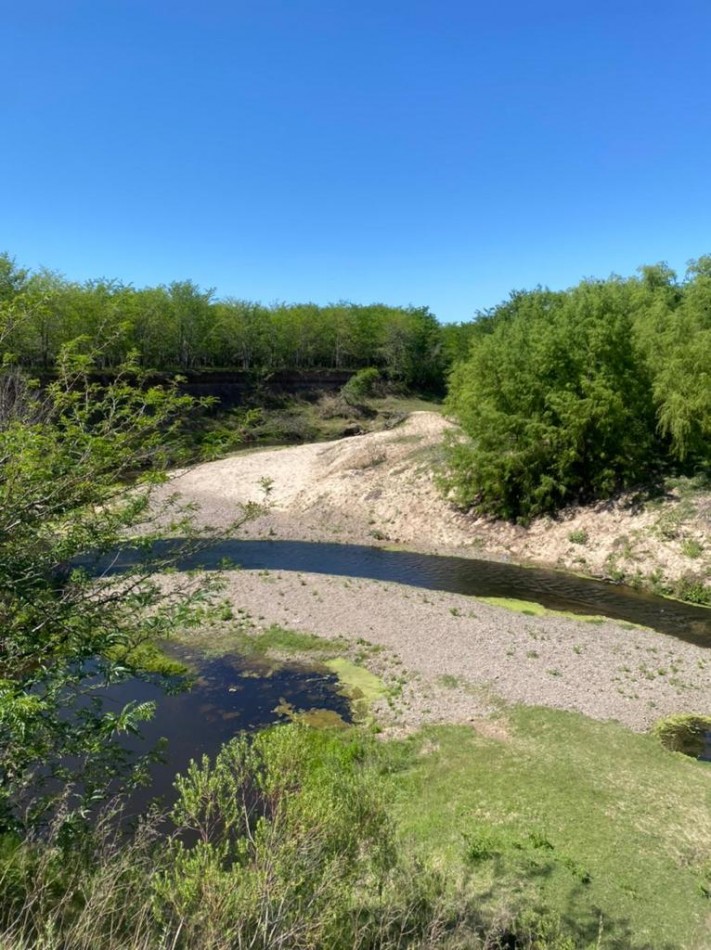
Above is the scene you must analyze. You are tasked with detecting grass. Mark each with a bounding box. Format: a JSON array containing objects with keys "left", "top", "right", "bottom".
[
  {"left": 250, "top": 624, "right": 345, "bottom": 655},
  {"left": 174, "top": 621, "right": 347, "bottom": 661},
  {"left": 165, "top": 610, "right": 711, "bottom": 944},
  {"left": 438, "top": 673, "right": 462, "bottom": 688},
  {"left": 681, "top": 538, "right": 704, "bottom": 559},
  {"left": 386, "top": 707, "right": 711, "bottom": 948},
  {"left": 106, "top": 640, "right": 190, "bottom": 677}
]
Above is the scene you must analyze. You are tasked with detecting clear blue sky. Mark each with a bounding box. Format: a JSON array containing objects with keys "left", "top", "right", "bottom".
[{"left": 3, "top": 1, "right": 710, "bottom": 322}]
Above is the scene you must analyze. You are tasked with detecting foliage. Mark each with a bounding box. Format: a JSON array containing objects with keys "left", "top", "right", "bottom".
[
  {"left": 0, "top": 724, "right": 589, "bottom": 949},
  {"left": 154, "top": 726, "right": 395, "bottom": 947},
  {"left": 0, "top": 253, "right": 450, "bottom": 390},
  {"left": 672, "top": 574, "right": 711, "bottom": 605},
  {"left": 0, "top": 346, "right": 256, "bottom": 832},
  {"left": 4, "top": 713, "right": 706, "bottom": 946},
  {"left": 445, "top": 261, "right": 711, "bottom": 520},
  {"left": 0, "top": 805, "right": 163, "bottom": 948},
  {"left": 340, "top": 365, "right": 382, "bottom": 403}
]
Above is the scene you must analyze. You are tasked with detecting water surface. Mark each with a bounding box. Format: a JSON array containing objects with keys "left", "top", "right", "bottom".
[
  {"left": 110, "top": 648, "right": 350, "bottom": 813},
  {"left": 90, "top": 539, "right": 711, "bottom": 647}
]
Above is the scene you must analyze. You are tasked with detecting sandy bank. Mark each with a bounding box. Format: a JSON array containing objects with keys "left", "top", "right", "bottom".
[
  {"left": 157, "top": 411, "right": 710, "bottom": 730},
  {"left": 163, "top": 412, "right": 711, "bottom": 593}
]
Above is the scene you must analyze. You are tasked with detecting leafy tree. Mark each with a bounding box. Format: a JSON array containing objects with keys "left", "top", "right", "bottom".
[
  {"left": 0, "top": 253, "right": 457, "bottom": 392},
  {"left": 0, "top": 254, "right": 28, "bottom": 303},
  {"left": 0, "top": 346, "right": 255, "bottom": 832},
  {"left": 638, "top": 258, "right": 711, "bottom": 462},
  {"left": 445, "top": 282, "right": 660, "bottom": 520},
  {"left": 399, "top": 308, "right": 445, "bottom": 389}
]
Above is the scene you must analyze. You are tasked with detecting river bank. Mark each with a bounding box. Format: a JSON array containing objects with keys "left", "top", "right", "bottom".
[
  {"left": 170, "top": 567, "right": 711, "bottom": 735},
  {"left": 164, "top": 411, "right": 711, "bottom": 602},
  {"left": 152, "top": 419, "right": 711, "bottom": 946},
  {"left": 156, "top": 411, "right": 711, "bottom": 732}
]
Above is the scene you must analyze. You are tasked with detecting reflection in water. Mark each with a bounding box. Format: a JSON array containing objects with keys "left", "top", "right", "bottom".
[
  {"left": 87, "top": 539, "right": 711, "bottom": 646},
  {"left": 109, "top": 650, "right": 351, "bottom": 814}
]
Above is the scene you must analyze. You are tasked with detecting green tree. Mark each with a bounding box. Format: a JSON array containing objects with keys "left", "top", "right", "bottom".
[
  {"left": 638, "top": 258, "right": 711, "bottom": 462},
  {"left": 445, "top": 282, "right": 659, "bottom": 520},
  {"left": 0, "top": 254, "right": 28, "bottom": 303},
  {"left": 0, "top": 346, "right": 254, "bottom": 832}
]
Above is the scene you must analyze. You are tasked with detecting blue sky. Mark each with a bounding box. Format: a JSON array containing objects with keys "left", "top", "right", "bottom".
[{"left": 3, "top": 1, "right": 710, "bottom": 321}]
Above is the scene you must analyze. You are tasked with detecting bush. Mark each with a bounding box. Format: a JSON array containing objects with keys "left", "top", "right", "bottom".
[
  {"left": 154, "top": 725, "right": 398, "bottom": 948},
  {"left": 651, "top": 714, "right": 711, "bottom": 757},
  {"left": 444, "top": 262, "right": 711, "bottom": 521},
  {"left": 0, "top": 725, "right": 597, "bottom": 949},
  {"left": 0, "top": 344, "right": 266, "bottom": 834},
  {"left": 341, "top": 366, "right": 382, "bottom": 404},
  {"left": 444, "top": 283, "right": 658, "bottom": 521}
]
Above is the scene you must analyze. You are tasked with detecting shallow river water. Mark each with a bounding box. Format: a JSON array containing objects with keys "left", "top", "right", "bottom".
[{"left": 94, "top": 539, "right": 711, "bottom": 645}]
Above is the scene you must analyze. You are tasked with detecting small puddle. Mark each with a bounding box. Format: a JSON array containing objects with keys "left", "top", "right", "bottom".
[
  {"left": 108, "top": 647, "right": 351, "bottom": 814},
  {"left": 654, "top": 715, "right": 711, "bottom": 762},
  {"left": 701, "top": 733, "right": 711, "bottom": 762}
]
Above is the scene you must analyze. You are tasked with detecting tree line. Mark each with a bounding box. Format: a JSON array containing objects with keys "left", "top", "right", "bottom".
[
  {"left": 1, "top": 253, "right": 706, "bottom": 945},
  {"left": 445, "top": 259, "right": 711, "bottom": 520},
  {"left": 0, "top": 254, "right": 472, "bottom": 391},
  {"left": 6, "top": 249, "right": 706, "bottom": 523}
]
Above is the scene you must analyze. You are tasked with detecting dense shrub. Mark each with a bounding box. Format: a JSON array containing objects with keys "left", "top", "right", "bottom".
[
  {"left": 0, "top": 724, "right": 585, "bottom": 949},
  {"left": 445, "top": 261, "right": 711, "bottom": 521},
  {"left": 341, "top": 366, "right": 382, "bottom": 403}
]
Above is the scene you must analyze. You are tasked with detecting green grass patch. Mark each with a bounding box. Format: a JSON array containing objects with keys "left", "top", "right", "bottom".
[
  {"left": 174, "top": 622, "right": 347, "bottom": 662},
  {"left": 386, "top": 706, "right": 711, "bottom": 948},
  {"left": 248, "top": 625, "right": 345, "bottom": 656},
  {"left": 371, "top": 394, "right": 443, "bottom": 416},
  {"left": 438, "top": 673, "right": 462, "bottom": 689},
  {"left": 203, "top": 392, "right": 444, "bottom": 458}
]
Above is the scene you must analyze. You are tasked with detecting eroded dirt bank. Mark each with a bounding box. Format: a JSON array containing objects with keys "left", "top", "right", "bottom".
[{"left": 165, "top": 411, "right": 710, "bottom": 593}]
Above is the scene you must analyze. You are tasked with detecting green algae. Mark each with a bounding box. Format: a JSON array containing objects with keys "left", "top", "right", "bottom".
[
  {"left": 475, "top": 596, "right": 647, "bottom": 628},
  {"left": 325, "top": 657, "right": 388, "bottom": 720},
  {"left": 273, "top": 699, "right": 350, "bottom": 730}
]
